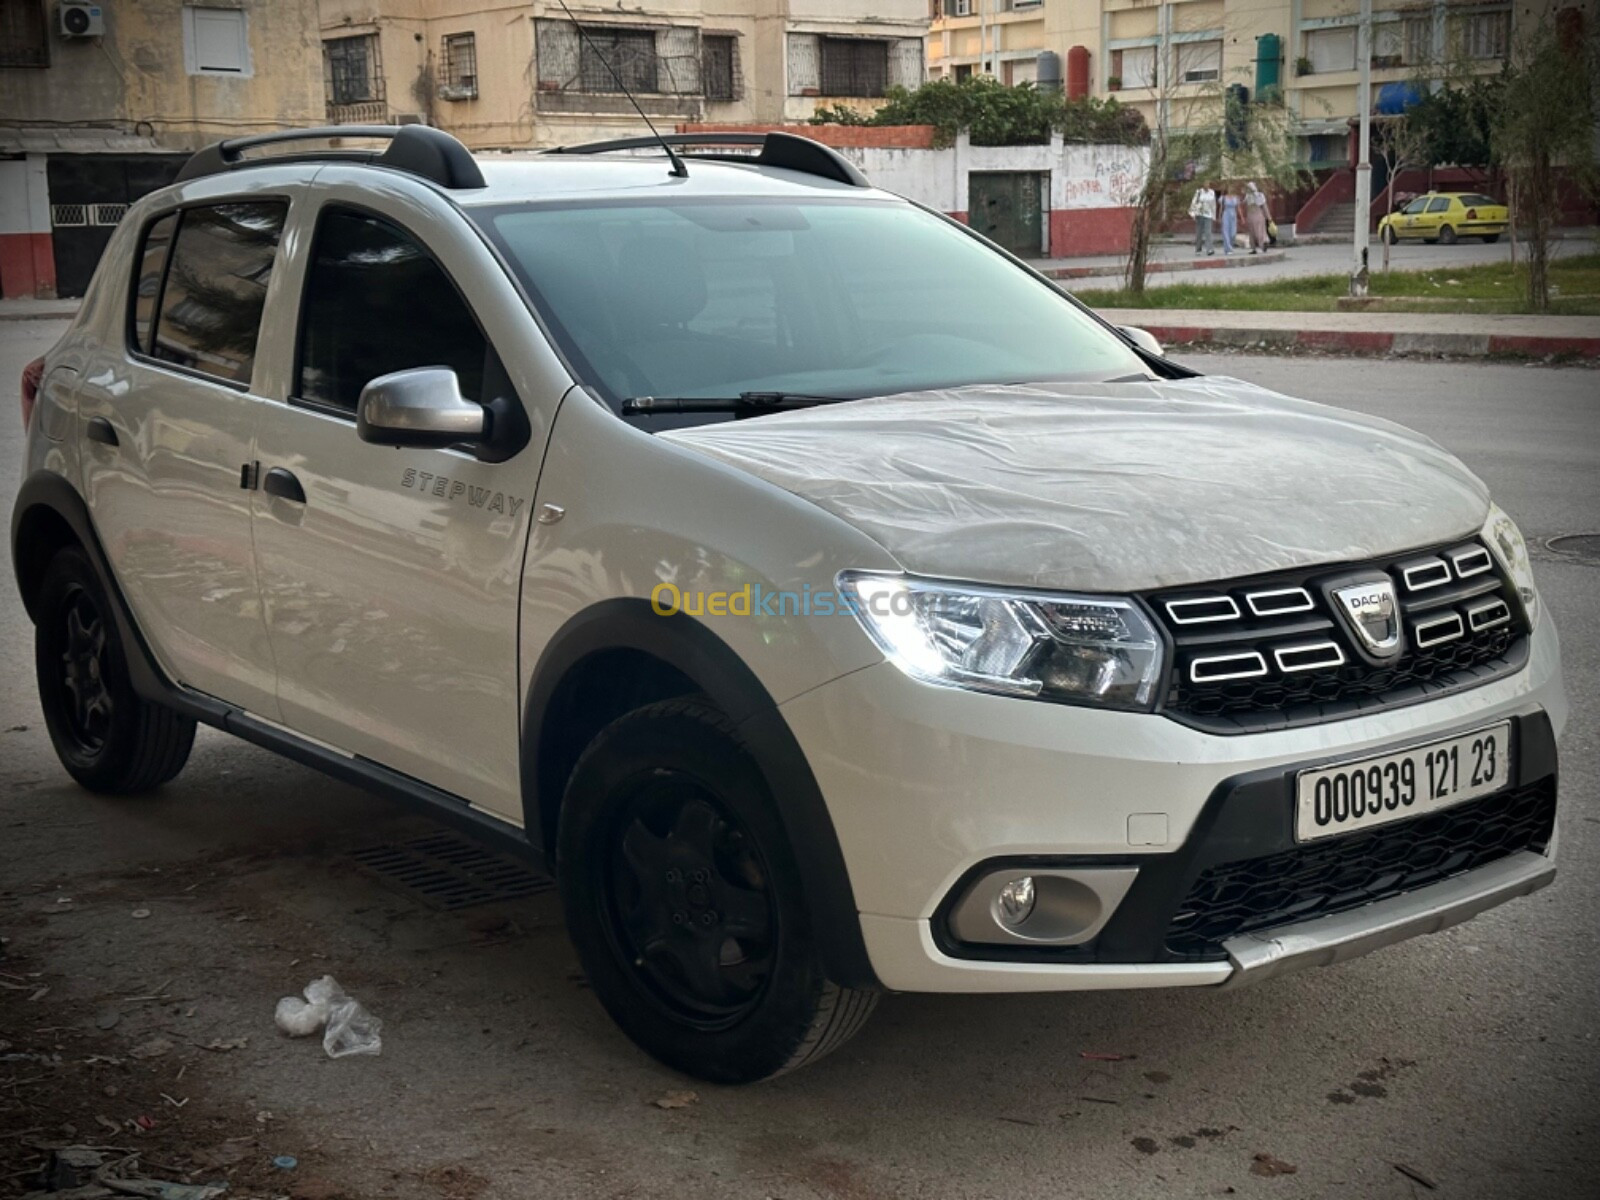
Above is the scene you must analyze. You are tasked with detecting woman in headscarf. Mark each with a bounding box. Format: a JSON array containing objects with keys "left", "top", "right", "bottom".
[{"left": 1244, "top": 182, "right": 1270, "bottom": 254}]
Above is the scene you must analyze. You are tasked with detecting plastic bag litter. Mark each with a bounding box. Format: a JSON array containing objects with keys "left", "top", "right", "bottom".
[{"left": 273, "top": 975, "right": 382, "bottom": 1058}]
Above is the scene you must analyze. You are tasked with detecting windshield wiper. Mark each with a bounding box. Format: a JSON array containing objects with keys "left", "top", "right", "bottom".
[{"left": 621, "top": 391, "right": 853, "bottom": 416}]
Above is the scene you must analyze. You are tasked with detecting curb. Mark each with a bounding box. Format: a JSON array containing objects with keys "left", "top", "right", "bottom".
[
  {"left": 1138, "top": 323, "right": 1600, "bottom": 360},
  {"left": 0, "top": 305, "right": 80, "bottom": 322},
  {"left": 1035, "top": 250, "right": 1287, "bottom": 281}
]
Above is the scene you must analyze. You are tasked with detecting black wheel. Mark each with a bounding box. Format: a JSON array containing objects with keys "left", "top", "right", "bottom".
[
  {"left": 1483, "top": 234, "right": 1500, "bottom": 243},
  {"left": 557, "top": 697, "right": 877, "bottom": 1083},
  {"left": 1381, "top": 225, "right": 1397, "bottom": 244},
  {"left": 1439, "top": 225, "right": 1457, "bottom": 245},
  {"left": 34, "top": 547, "right": 195, "bottom": 794}
]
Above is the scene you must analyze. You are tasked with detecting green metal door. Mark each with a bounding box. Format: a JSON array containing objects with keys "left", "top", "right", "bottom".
[{"left": 970, "top": 172, "right": 1045, "bottom": 257}]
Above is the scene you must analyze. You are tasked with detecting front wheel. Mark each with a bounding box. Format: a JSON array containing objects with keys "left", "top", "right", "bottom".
[
  {"left": 35, "top": 547, "right": 195, "bottom": 793},
  {"left": 1381, "top": 225, "right": 1397, "bottom": 245},
  {"left": 1438, "top": 225, "right": 1457, "bottom": 245},
  {"left": 557, "top": 697, "right": 877, "bottom": 1082}
]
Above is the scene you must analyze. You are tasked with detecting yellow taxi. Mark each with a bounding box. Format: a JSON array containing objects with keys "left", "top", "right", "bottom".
[{"left": 1378, "top": 192, "right": 1509, "bottom": 244}]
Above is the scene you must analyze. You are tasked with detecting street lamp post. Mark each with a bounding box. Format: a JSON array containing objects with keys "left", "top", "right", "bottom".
[{"left": 1351, "top": 0, "right": 1373, "bottom": 297}]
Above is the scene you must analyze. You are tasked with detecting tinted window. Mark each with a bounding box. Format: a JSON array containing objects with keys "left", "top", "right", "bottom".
[
  {"left": 1401, "top": 198, "right": 1428, "bottom": 214},
  {"left": 478, "top": 199, "right": 1146, "bottom": 416},
  {"left": 1460, "top": 194, "right": 1497, "bottom": 207},
  {"left": 130, "top": 212, "right": 178, "bottom": 355},
  {"left": 297, "top": 208, "right": 486, "bottom": 414},
  {"left": 152, "top": 202, "right": 286, "bottom": 385},
  {"left": 1427, "top": 197, "right": 1451, "bottom": 213}
]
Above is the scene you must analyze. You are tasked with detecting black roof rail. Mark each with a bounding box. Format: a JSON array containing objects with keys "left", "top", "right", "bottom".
[
  {"left": 175, "top": 125, "right": 486, "bottom": 189},
  {"left": 546, "top": 131, "right": 870, "bottom": 188}
]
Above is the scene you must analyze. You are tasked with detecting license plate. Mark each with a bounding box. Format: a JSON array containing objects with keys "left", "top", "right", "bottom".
[{"left": 1295, "top": 722, "right": 1512, "bottom": 843}]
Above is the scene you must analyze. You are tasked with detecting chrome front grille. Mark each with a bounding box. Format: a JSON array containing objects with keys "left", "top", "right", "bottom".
[{"left": 1147, "top": 538, "right": 1530, "bottom": 733}]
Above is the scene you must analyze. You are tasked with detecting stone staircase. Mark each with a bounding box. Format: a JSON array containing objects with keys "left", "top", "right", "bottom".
[{"left": 1306, "top": 200, "right": 1359, "bottom": 236}]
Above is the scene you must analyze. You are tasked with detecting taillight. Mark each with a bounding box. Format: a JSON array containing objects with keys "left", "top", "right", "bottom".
[
  {"left": 1466, "top": 208, "right": 1477, "bottom": 220},
  {"left": 20, "top": 356, "right": 44, "bottom": 430}
]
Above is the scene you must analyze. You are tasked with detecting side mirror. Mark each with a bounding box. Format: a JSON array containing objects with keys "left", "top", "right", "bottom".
[
  {"left": 356, "top": 367, "right": 486, "bottom": 448},
  {"left": 1119, "top": 326, "right": 1164, "bottom": 358}
]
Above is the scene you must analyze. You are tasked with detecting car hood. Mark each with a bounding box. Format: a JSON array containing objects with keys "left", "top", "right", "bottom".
[{"left": 658, "top": 378, "right": 1491, "bottom": 593}]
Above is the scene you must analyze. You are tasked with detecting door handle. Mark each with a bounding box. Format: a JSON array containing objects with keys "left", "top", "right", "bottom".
[
  {"left": 262, "top": 467, "right": 306, "bottom": 504},
  {"left": 86, "top": 416, "right": 119, "bottom": 447}
]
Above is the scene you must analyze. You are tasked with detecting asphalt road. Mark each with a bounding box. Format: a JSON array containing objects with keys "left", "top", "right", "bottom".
[{"left": 2, "top": 320, "right": 1597, "bottom": 1200}]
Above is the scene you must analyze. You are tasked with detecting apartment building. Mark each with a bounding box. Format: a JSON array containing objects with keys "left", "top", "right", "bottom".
[
  {"left": 316, "top": 1, "right": 931, "bottom": 148},
  {"left": 930, "top": 1, "right": 1573, "bottom": 173},
  {"left": 1, "top": 0, "right": 325, "bottom": 298}
]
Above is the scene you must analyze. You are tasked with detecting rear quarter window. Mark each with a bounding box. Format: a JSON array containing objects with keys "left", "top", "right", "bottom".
[{"left": 150, "top": 201, "right": 287, "bottom": 386}]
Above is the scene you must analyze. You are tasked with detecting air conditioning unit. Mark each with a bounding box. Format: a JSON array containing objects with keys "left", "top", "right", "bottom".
[{"left": 58, "top": 3, "right": 104, "bottom": 38}]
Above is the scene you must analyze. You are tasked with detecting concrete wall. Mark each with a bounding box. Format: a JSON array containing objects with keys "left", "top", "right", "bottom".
[
  {"left": 681, "top": 122, "right": 1148, "bottom": 255},
  {"left": 0, "top": 0, "right": 325, "bottom": 149},
  {"left": 0, "top": 157, "right": 54, "bottom": 299}
]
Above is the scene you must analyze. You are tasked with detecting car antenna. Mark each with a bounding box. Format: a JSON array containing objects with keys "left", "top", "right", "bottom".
[{"left": 555, "top": 0, "right": 688, "bottom": 179}]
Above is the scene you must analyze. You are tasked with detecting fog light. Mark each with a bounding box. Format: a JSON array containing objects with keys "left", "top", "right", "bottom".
[{"left": 994, "top": 876, "right": 1036, "bottom": 927}]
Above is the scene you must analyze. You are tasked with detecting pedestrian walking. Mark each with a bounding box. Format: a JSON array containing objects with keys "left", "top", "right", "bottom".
[
  {"left": 1189, "top": 182, "right": 1217, "bottom": 256},
  {"left": 1244, "top": 181, "right": 1270, "bottom": 254},
  {"left": 1219, "top": 186, "right": 1241, "bottom": 255}
]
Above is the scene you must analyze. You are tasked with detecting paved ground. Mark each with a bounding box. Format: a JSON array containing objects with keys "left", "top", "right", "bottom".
[{"left": 3, "top": 319, "right": 1598, "bottom": 1200}]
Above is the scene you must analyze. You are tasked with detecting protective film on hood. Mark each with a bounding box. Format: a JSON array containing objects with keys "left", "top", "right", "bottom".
[{"left": 659, "top": 378, "right": 1491, "bottom": 594}]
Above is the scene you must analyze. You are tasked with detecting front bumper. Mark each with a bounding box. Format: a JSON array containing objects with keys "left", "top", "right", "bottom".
[{"left": 780, "top": 615, "right": 1564, "bottom": 992}]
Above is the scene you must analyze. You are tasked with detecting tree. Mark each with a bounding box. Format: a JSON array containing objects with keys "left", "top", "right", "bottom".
[
  {"left": 810, "top": 76, "right": 1147, "bottom": 148},
  {"left": 1372, "top": 112, "right": 1430, "bottom": 271},
  {"left": 1491, "top": 19, "right": 1598, "bottom": 310},
  {"left": 1123, "top": 76, "right": 1303, "bottom": 294}
]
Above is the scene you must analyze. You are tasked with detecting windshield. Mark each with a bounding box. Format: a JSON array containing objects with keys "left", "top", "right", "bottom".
[{"left": 473, "top": 198, "right": 1148, "bottom": 419}]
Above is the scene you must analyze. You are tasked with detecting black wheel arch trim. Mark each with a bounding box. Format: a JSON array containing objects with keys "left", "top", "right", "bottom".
[{"left": 521, "top": 598, "right": 878, "bottom": 989}]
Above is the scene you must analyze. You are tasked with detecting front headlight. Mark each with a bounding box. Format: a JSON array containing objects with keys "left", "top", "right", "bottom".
[
  {"left": 1483, "top": 503, "right": 1540, "bottom": 629},
  {"left": 837, "top": 572, "right": 1165, "bottom": 710}
]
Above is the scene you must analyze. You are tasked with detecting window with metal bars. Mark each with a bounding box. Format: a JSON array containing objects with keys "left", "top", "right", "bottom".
[
  {"left": 324, "top": 34, "right": 384, "bottom": 106},
  {"left": 0, "top": 0, "right": 49, "bottom": 68},
  {"left": 702, "top": 34, "right": 738, "bottom": 101},
  {"left": 819, "top": 37, "right": 889, "bottom": 98},
  {"left": 579, "top": 25, "right": 658, "bottom": 93},
  {"left": 441, "top": 32, "right": 478, "bottom": 98}
]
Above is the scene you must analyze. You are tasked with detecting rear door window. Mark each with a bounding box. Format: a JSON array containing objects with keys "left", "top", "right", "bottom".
[
  {"left": 129, "top": 212, "right": 178, "bottom": 354},
  {"left": 295, "top": 207, "right": 486, "bottom": 415},
  {"left": 151, "top": 202, "right": 287, "bottom": 386}
]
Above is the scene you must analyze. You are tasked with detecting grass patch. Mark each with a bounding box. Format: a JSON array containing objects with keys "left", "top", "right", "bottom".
[{"left": 1074, "top": 253, "right": 1600, "bottom": 315}]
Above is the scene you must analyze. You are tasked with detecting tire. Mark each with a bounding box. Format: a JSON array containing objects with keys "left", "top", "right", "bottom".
[
  {"left": 34, "top": 546, "right": 196, "bottom": 794},
  {"left": 557, "top": 696, "right": 878, "bottom": 1083},
  {"left": 1483, "top": 234, "right": 1500, "bottom": 243},
  {"left": 1381, "top": 226, "right": 1396, "bottom": 245},
  {"left": 1438, "top": 225, "right": 1457, "bottom": 245}
]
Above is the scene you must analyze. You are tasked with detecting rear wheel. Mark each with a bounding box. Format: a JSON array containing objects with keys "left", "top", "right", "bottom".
[
  {"left": 1438, "top": 225, "right": 1457, "bottom": 245},
  {"left": 34, "top": 547, "right": 195, "bottom": 793},
  {"left": 557, "top": 697, "right": 877, "bottom": 1082}
]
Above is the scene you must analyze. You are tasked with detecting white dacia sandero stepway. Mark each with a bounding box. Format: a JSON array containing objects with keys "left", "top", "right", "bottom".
[{"left": 13, "top": 127, "right": 1565, "bottom": 1082}]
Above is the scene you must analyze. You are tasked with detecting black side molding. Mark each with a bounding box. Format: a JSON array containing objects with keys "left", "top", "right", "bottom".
[{"left": 10, "top": 469, "right": 537, "bottom": 863}]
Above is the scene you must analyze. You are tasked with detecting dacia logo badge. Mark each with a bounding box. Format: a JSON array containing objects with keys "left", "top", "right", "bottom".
[{"left": 1332, "top": 579, "right": 1403, "bottom": 658}]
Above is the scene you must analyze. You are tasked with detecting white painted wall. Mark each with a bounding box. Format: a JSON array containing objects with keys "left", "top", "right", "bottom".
[
  {"left": 823, "top": 136, "right": 1148, "bottom": 217},
  {"left": 0, "top": 156, "right": 50, "bottom": 236}
]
